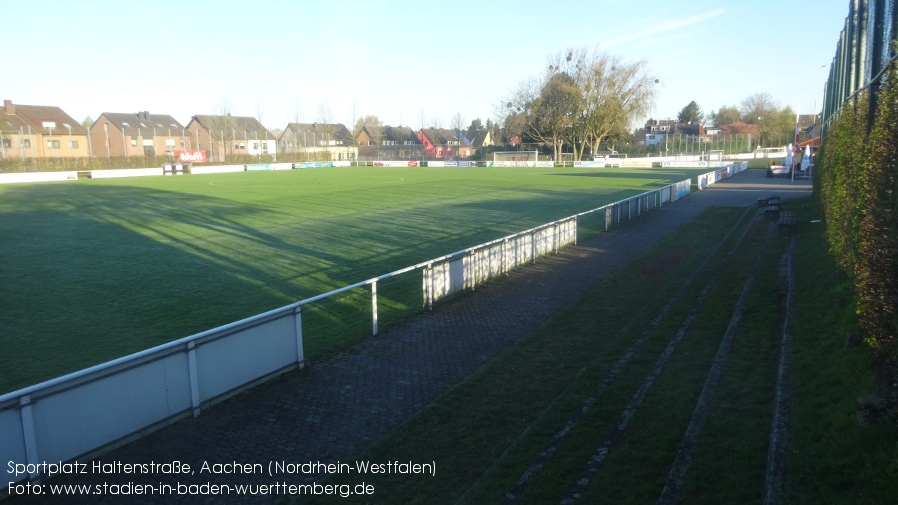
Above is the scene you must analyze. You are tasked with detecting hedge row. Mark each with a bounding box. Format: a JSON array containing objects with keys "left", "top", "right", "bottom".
[{"left": 817, "top": 62, "right": 898, "bottom": 399}]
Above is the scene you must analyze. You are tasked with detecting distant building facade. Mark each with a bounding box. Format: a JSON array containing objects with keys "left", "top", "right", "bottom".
[
  {"left": 91, "top": 111, "right": 187, "bottom": 158},
  {"left": 187, "top": 115, "right": 276, "bottom": 161},
  {"left": 1, "top": 100, "right": 89, "bottom": 159}
]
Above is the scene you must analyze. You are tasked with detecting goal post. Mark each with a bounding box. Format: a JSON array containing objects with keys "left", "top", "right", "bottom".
[{"left": 491, "top": 150, "right": 539, "bottom": 167}]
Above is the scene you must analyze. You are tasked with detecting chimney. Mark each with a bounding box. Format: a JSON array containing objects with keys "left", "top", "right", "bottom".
[{"left": 4, "top": 100, "right": 14, "bottom": 115}]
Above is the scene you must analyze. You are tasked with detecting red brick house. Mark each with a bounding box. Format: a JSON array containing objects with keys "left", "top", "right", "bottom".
[{"left": 417, "top": 128, "right": 473, "bottom": 159}]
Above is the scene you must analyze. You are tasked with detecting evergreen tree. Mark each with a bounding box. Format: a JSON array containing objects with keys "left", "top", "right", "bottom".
[{"left": 677, "top": 101, "right": 704, "bottom": 124}]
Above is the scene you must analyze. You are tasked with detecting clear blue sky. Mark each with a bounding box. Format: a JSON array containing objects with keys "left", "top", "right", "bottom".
[{"left": 5, "top": 0, "right": 848, "bottom": 130}]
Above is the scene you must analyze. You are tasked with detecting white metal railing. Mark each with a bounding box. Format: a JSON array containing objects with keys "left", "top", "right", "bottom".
[{"left": 1, "top": 170, "right": 731, "bottom": 484}]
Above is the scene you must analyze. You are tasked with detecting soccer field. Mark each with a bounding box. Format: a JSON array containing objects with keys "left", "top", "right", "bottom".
[{"left": 0, "top": 165, "right": 707, "bottom": 394}]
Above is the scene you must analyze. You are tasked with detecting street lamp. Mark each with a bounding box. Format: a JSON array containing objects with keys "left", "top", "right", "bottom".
[
  {"left": 104, "top": 123, "right": 110, "bottom": 159},
  {"left": 253, "top": 131, "right": 258, "bottom": 160},
  {"left": 757, "top": 116, "right": 763, "bottom": 149},
  {"left": 66, "top": 124, "right": 73, "bottom": 158}
]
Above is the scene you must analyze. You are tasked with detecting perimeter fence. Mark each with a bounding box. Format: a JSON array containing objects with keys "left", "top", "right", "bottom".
[
  {"left": 822, "top": 0, "right": 898, "bottom": 134},
  {"left": 0, "top": 164, "right": 743, "bottom": 484}
]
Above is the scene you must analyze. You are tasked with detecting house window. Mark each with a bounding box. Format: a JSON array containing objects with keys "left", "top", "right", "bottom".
[
  {"left": 166, "top": 139, "right": 175, "bottom": 147},
  {"left": 69, "top": 140, "right": 79, "bottom": 149},
  {"left": 1, "top": 139, "right": 9, "bottom": 148},
  {"left": 122, "top": 122, "right": 129, "bottom": 127},
  {"left": 21, "top": 139, "right": 31, "bottom": 148},
  {"left": 180, "top": 139, "right": 185, "bottom": 147},
  {"left": 47, "top": 140, "right": 60, "bottom": 149},
  {"left": 131, "top": 139, "right": 137, "bottom": 147}
]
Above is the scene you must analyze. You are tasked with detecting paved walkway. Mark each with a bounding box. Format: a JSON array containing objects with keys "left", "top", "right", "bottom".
[{"left": 11, "top": 170, "right": 812, "bottom": 504}]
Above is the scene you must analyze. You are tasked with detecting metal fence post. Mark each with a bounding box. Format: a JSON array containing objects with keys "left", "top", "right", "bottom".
[
  {"left": 294, "top": 305, "right": 304, "bottom": 368},
  {"left": 187, "top": 341, "right": 201, "bottom": 417},
  {"left": 471, "top": 251, "right": 477, "bottom": 292},
  {"left": 371, "top": 281, "right": 378, "bottom": 335},
  {"left": 19, "top": 395, "right": 40, "bottom": 480},
  {"left": 426, "top": 263, "right": 434, "bottom": 310},
  {"left": 531, "top": 229, "right": 537, "bottom": 264},
  {"left": 503, "top": 238, "right": 508, "bottom": 274},
  {"left": 553, "top": 222, "right": 559, "bottom": 254}
]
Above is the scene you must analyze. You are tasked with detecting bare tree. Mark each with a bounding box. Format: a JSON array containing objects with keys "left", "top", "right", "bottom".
[
  {"left": 317, "top": 101, "right": 336, "bottom": 158},
  {"left": 502, "top": 47, "right": 655, "bottom": 160},
  {"left": 739, "top": 94, "right": 797, "bottom": 147},
  {"left": 502, "top": 60, "right": 580, "bottom": 160},
  {"left": 450, "top": 111, "right": 466, "bottom": 136},
  {"left": 740, "top": 93, "right": 778, "bottom": 124},
  {"left": 575, "top": 50, "right": 655, "bottom": 159},
  {"left": 206, "top": 95, "right": 236, "bottom": 160}
]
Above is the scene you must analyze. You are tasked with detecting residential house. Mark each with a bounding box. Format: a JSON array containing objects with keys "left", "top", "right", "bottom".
[
  {"left": 467, "top": 130, "right": 494, "bottom": 149},
  {"left": 355, "top": 125, "right": 420, "bottom": 160},
  {"left": 417, "top": 128, "right": 473, "bottom": 159},
  {"left": 795, "top": 114, "right": 820, "bottom": 147},
  {"left": 187, "top": 114, "right": 275, "bottom": 162},
  {"left": 1, "top": 100, "right": 89, "bottom": 159},
  {"left": 280, "top": 122, "right": 356, "bottom": 161},
  {"left": 355, "top": 126, "right": 375, "bottom": 147},
  {"left": 91, "top": 111, "right": 186, "bottom": 158},
  {"left": 636, "top": 119, "right": 706, "bottom": 146}
]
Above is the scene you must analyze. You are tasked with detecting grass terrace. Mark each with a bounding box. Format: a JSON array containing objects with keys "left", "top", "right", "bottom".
[{"left": 302, "top": 198, "right": 898, "bottom": 504}]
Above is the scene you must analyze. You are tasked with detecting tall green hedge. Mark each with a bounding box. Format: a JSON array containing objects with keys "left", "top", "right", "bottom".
[{"left": 818, "top": 63, "right": 898, "bottom": 399}]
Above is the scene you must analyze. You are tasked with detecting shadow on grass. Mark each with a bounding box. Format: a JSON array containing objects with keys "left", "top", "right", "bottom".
[{"left": 0, "top": 176, "right": 682, "bottom": 394}]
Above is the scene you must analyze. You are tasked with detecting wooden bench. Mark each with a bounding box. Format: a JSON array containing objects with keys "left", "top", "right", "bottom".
[{"left": 778, "top": 211, "right": 797, "bottom": 227}]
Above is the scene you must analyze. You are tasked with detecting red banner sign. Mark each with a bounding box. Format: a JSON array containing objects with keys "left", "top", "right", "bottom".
[{"left": 175, "top": 151, "right": 206, "bottom": 163}]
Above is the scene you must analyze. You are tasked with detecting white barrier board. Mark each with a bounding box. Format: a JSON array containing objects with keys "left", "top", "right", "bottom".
[
  {"left": 90, "top": 168, "right": 163, "bottom": 179},
  {"left": 0, "top": 171, "right": 78, "bottom": 184}
]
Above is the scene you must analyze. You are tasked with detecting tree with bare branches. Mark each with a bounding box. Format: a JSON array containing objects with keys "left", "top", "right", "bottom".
[{"left": 501, "top": 47, "right": 656, "bottom": 160}]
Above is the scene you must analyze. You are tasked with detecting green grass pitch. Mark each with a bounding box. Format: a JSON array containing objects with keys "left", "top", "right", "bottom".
[{"left": 0, "top": 165, "right": 708, "bottom": 394}]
